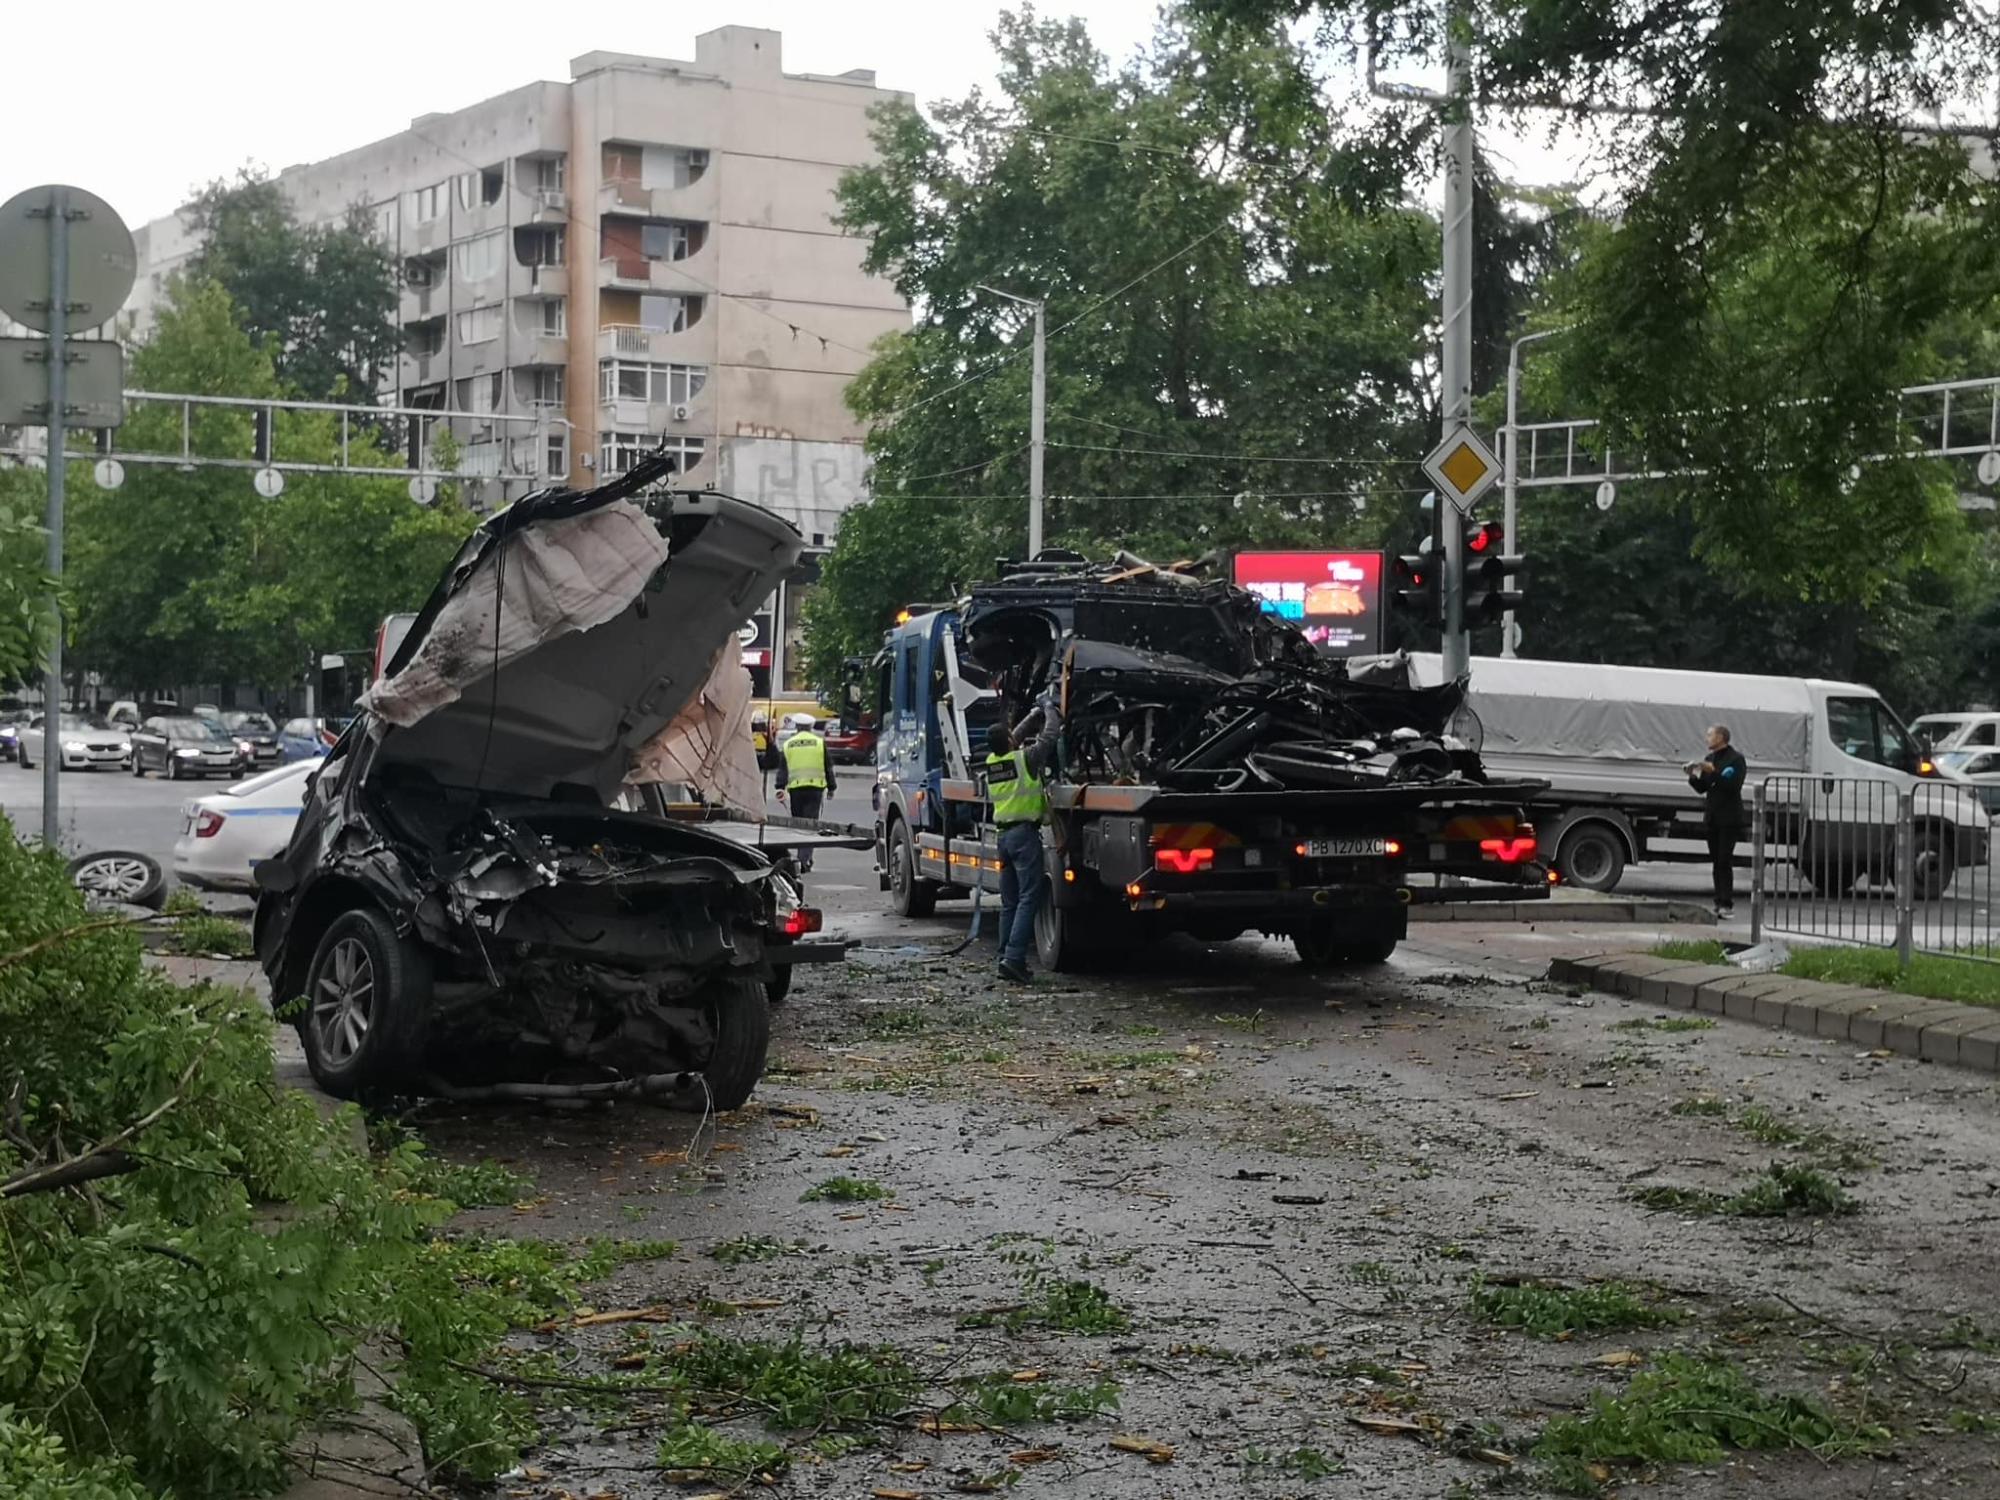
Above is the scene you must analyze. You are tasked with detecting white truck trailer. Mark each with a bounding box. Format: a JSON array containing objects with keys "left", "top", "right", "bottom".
[{"left": 1391, "top": 654, "right": 1988, "bottom": 898}]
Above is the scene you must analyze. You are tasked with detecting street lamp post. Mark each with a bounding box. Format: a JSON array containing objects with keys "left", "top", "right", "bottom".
[
  {"left": 975, "top": 284, "right": 1045, "bottom": 557},
  {"left": 1501, "top": 327, "right": 1566, "bottom": 658}
]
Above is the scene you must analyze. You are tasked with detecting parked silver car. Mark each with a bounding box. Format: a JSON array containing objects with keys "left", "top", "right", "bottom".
[{"left": 15, "top": 713, "right": 132, "bottom": 771}]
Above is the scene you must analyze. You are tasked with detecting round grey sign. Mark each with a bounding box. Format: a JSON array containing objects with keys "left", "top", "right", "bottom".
[
  {"left": 92, "top": 457, "right": 124, "bottom": 491},
  {"left": 253, "top": 466, "right": 286, "bottom": 499},
  {"left": 408, "top": 476, "right": 438, "bottom": 505},
  {"left": 1979, "top": 451, "right": 2000, "bottom": 488},
  {"left": 1594, "top": 480, "right": 1616, "bottom": 512},
  {"left": 0, "top": 185, "right": 137, "bottom": 333}
]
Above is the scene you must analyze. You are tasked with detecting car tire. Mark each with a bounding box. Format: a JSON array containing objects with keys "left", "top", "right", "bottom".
[
  {"left": 166, "top": 756, "right": 183, "bottom": 781},
  {"left": 66, "top": 850, "right": 167, "bottom": 910},
  {"left": 299, "top": 907, "right": 430, "bottom": 1100},
  {"left": 1904, "top": 828, "right": 1956, "bottom": 902},
  {"left": 888, "top": 820, "right": 936, "bottom": 918},
  {"left": 1345, "top": 930, "right": 1400, "bottom": 964},
  {"left": 1033, "top": 881, "right": 1097, "bottom": 973},
  {"left": 1556, "top": 823, "right": 1627, "bottom": 892},
  {"left": 131, "top": 753, "right": 145, "bottom": 777},
  {"left": 766, "top": 963, "right": 794, "bottom": 1005},
  {"left": 697, "top": 975, "right": 770, "bottom": 1111},
  {"left": 1292, "top": 921, "right": 1344, "bottom": 969},
  {"left": 16, "top": 747, "right": 29, "bottom": 770}
]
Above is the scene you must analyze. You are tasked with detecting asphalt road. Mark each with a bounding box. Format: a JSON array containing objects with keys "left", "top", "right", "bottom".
[{"left": 154, "top": 837, "right": 2000, "bottom": 1499}]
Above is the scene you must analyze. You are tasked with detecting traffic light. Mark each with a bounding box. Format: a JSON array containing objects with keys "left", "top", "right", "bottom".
[
  {"left": 1390, "top": 536, "right": 1439, "bottom": 614},
  {"left": 1392, "top": 492, "right": 1442, "bottom": 615},
  {"left": 1463, "top": 518, "right": 1526, "bottom": 623}
]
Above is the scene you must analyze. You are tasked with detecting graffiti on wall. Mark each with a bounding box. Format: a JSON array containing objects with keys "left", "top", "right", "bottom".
[{"left": 717, "top": 437, "right": 870, "bottom": 546}]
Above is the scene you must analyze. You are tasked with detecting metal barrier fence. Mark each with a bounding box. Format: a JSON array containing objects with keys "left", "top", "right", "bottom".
[{"left": 1751, "top": 775, "right": 1998, "bottom": 966}]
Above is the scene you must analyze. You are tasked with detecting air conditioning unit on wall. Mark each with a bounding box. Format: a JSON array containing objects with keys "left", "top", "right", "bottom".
[{"left": 671, "top": 403, "right": 691, "bottom": 423}]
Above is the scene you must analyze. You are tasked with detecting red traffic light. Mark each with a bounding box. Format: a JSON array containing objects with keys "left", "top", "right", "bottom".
[{"left": 1466, "top": 520, "right": 1503, "bottom": 554}]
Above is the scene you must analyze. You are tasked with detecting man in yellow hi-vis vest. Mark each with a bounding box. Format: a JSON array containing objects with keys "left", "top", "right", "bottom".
[
  {"left": 984, "top": 694, "right": 1060, "bottom": 984},
  {"left": 773, "top": 713, "right": 836, "bottom": 871}
]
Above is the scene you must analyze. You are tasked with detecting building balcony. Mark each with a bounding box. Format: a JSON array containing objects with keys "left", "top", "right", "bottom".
[
  {"left": 596, "top": 324, "right": 709, "bottom": 362},
  {"left": 594, "top": 243, "right": 714, "bottom": 295},
  {"left": 399, "top": 283, "right": 445, "bottom": 322},
  {"left": 399, "top": 350, "right": 445, "bottom": 387},
  {"left": 525, "top": 187, "right": 568, "bottom": 224},
  {"left": 408, "top": 215, "right": 448, "bottom": 255},
  {"left": 598, "top": 386, "right": 711, "bottom": 432},
  {"left": 512, "top": 331, "right": 569, "bottom": 367},
  {"left": 509, "top": 259, "right": 568, "bottom": 300},
  {"left": 596, "top": 175, "right": 718, "bottom": 222}
]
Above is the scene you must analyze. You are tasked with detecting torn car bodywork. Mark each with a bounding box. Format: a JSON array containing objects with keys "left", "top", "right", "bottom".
[
  {"left": 254, "top": 451, "right": 810, "bottom": 1106},
  {"left": 956, "top": 555, "right": 1488, "bottom": 795}
]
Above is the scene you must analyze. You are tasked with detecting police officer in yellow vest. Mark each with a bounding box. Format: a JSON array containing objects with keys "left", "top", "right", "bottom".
[
  {"left": 985, "top": 693, "right": 1061, "bottom": 985},
  {"left": 773, "top": 713, "right": 835, "bottom": 872}
]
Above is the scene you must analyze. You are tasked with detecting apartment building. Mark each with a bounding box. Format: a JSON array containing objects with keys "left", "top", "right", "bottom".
[{"left": 122, "top": 25, "right": 910, "bottom": 691}]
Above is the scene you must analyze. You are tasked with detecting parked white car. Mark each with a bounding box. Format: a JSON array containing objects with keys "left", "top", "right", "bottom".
[
  {"left": 1911, "top": 712, "right": 2000, "bottom": 753},
  {"left": 172, "top": 760, "right": 315, "bottom": 892},
  {"left": 1934, "top": 748, "right": 2000, "bottom": 815},
  {"left": 15, "top": 713, "right": 131, "bottom": 771}
]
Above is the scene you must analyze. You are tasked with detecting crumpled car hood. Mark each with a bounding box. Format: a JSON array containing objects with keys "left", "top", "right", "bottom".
[{"left": 362, "top": 450, "right": 801, "bottom": 802}]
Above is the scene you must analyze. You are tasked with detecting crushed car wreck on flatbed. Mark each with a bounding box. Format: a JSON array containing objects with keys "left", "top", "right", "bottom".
[
  {"left": 874, "top": 552, "right": 1550, "bottom": 969},
  {"left": 254, "top": 450, "right": 835, "bottom": 1108}
]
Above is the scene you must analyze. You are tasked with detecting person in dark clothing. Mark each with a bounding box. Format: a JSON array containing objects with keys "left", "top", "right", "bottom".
[
  {"left": 1686, "top": 724, "right": 1748, "bottom": 916},
  {"left": 985, "top": 695, "right": 1062, "bottom": 984}
]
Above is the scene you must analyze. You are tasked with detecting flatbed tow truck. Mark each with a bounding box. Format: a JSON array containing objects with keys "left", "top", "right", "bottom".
[{"left": 871, "top": 553, "right": 1552, "bottom": 970}]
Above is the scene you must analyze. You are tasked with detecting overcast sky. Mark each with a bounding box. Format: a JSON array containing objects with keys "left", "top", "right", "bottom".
[{"left": 2, "top": 0, "right": 1595, "bottom": 233}]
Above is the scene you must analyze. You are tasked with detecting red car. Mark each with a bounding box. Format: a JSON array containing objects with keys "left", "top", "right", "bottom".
[{"left": 822, "top": 720, "right": 877, "bottom": 765}]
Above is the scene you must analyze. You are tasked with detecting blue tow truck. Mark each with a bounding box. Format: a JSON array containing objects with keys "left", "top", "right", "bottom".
[{"left": 869, "top": 555, "right": 1551, "bottom": 971}]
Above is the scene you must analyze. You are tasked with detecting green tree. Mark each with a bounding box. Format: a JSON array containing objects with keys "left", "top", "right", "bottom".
[
  {"left": 185, "top": 170, "right": 401, "bottom": 400},
  {"left": 0, "top": 468, "right": 55, "bottom": 690},
  {"left": 810, "top": 9, "right": 1544, "bottom": 687},
  {"left": 64, "top": 279, "right": 473, "bottom": 696}
]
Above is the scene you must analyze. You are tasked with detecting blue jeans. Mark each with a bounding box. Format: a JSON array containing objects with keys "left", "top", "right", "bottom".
[{"left": 996, "top": 822, "right": 1046, "bottom": 968}]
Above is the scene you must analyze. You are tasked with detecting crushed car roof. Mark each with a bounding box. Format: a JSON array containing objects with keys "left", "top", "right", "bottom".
[{"left": 363, "top": 450, "right": 802, "bottom": 802}]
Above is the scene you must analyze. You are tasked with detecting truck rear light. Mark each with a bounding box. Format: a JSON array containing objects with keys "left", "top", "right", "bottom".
[
  {"left": 194, "top": 810, "right": 226, "bottom": 839},
  {"left": 1125, "top": 882, "right": 1144, "bottom": 898},
  {"left": 1480, "top": 835, "right": 1537, "bottom": 863},
  {"left": 782, "top": 906, "right": 822, "bottom": 937},
  {"left": 1384, "top": 838, "right": 1404, "bottom": 856},
  {"left": 1154, "top": 847, "right": 1214, "bottom": 873},
  {"left": 1063, "top": 868, "right": 1076, "bottom": 882}
]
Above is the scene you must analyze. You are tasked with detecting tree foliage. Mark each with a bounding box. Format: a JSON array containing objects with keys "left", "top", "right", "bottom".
[
  {"left": 809, "top": 9, "right": 1553, "bottom": 688},
  {"left": 0, "top": 470, "right": 55, "bottom": 691},
  {"left": 185, "top": 170, "right": 402, "bottom": 401},
  {"left": 63, "top": 279, "right": 474, "bottom": 697}
]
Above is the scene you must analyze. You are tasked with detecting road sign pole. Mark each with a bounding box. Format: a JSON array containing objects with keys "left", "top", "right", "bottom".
[
  {"left": 42, "top": 187, "right": 68, "bottom": 847},
  {"left": 1439, "top": 1, "right": 1474, "bottom": 680}
]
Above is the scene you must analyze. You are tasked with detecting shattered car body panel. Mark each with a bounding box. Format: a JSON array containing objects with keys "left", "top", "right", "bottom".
[
  {"left": 255, "top": 451, "right": 807, "bottom": 1105},
  {"left": 957, "top": 558, "right": 1485, "bottom": 795}
]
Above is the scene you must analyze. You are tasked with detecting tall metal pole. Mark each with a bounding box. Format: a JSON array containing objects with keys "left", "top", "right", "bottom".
[
  {"left": 1439, "top": 1, "right": 1474, "bottom": 680},
  {"left": 42, "top": 187, "right": 69, "bottom": 848},
  {"left": 1501, "top": 326, "right": 1562, "bottom": 659},
  {"left": 1029, "top": 298, "right": 1046, "bottom": 558}
]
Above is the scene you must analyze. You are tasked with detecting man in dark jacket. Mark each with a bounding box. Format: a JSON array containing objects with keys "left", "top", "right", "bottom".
[{"left": 1687, "top": 724, "right": 1748, "bottom": 916}]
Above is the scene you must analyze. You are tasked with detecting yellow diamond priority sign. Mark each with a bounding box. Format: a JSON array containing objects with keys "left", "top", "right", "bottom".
[{"left": 1422, "top": 423, "right": 1500, "bottom": 513}]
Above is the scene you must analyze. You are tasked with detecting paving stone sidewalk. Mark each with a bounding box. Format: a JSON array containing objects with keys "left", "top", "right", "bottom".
[{"left": 1550, "top": 951, "right": 2000, "bottom": 1074}]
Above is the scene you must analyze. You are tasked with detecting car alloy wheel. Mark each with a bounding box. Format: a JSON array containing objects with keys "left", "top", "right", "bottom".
[
  {"left": 312, "top": 934, "right": 375, "bottom": 1067},
  {"left": 66, "top": 850, "right": 166, "bottom": 909}
]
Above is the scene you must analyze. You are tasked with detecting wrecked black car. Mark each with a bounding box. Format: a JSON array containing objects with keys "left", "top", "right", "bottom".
[{"left": 254, "top": 451, "right": 819, "bottom": 1109}]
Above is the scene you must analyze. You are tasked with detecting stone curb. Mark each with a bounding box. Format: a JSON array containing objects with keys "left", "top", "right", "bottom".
[
  {"left": 1548, "top": 954, "right": 2000, "bottom": 1074},
  {"left": 1411, "top": 896, "right": 1715, "bottom": 925}
]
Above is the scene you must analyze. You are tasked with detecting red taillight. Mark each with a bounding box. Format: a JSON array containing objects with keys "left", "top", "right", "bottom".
[
  {"left": 1384, "top": 838, "right": 1404, "bottom": 856},
  {"left": 782, "top": 906, "right": 822, "bottom": 937},
  {"left": 1154, "top": 847, "right": 1215, "bottom": 874},
  {"left": 194, "top": 810, "right": 226, "bottom": 839},
  {"left": 1480, "top": 835, "right": 1537, "bottom": 863}
]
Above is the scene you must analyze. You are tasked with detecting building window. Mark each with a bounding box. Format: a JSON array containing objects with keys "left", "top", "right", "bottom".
[
  {"left": 528, "top": 155, "right": 566, "bottom": 193},
  {"left": 603, "top": 144, "right": 643, "bottom": 183},
  {"left": 522, "top": 367, "right": 564, "bottom": 407},
  {"left": 407, "top": 321, "right": 444, "bottom": 357},
  {"left": 515, "top": 225, "right": 565, "bottom": 267},
  {"left": 640, "top": 223, "right": 691, "bottom": 261},
  {"left": 547, "top": 431, "right": 568, "bottom": 478},
  {"left": 415, "top": 182, "right": 446, "bottom": 222},
  {"left": 370, "top": 201, "right": 398, "bottom": 245},
  {"left": 405, "top": 254, "right": 443, "bottom": 289},
  {"left": 599, "top": 432, "right": 704, "bottom": 477},
  {"left": 540, "top": 298, "right": 565, "bottom": 335},
  {"left": 642, "top": 146, "right": 710, "bottom": 189},
  {"left": 454, "top": 231, "right": 503, "bottom": 282},
  {"left": 456, "top": 304, "right": 501, "bottom": 345},
  {"left": 455, "top": 372, "right": 503, "bottom": 414},
  {"left": 637, "top": 294, "right": 701, "bottom": 333},
  {"left": 598, "top": 360, "right": 707, "bottom": 406}
]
